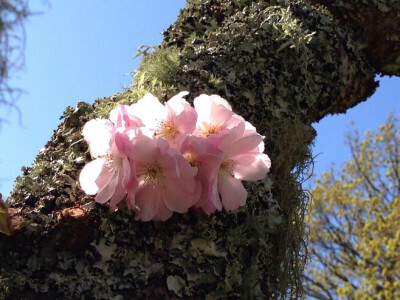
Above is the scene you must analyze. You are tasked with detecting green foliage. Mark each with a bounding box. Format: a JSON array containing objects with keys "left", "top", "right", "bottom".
[
  {"left": 306, "top": 114, "right": 400, "bottom": 299},
  {"left": 93, "top": 91, "right": 144, "bottom": 118},
  {"left": 132, "top": 45, "right": 181, "bottom": 99}
]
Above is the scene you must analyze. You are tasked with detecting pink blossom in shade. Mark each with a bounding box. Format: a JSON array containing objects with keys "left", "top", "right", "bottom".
[
  {"left": 129, "top": 130, "right": 200, "bottom": 221},
  {"left": 128, "top": 92, "right": 197, "bottom": 148},
  {"left": 180, "top": 135, "right": 224, "bottom": 215},
  {"left": 79, "top": 128, "right": 137, "bottom": 211},
  {"left": 212, "top": 122, "right": 272, "bottom": 211}
]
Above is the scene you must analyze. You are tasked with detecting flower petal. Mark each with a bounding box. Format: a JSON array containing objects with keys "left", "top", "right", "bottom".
[
  {"left": 211, "top": 177, "right": 223, "bottom": 211},
  {"left": 195, "top": 178, "right": 219, "bottom": 215},
  {"left": 109, "top": 180, "right": 126, "bottom": 211},
  {"left": 194, "top": 94, "right": 234, "bottom": 133},
  {"left": 155, "top": 199, "right": 173, "bottom": 221},
  {"left": 225, "top": 133, "right": 264, "bottom": 158},
  {"left": 95, "top": 167, "right": 119, "bottom": 204},
  {"left": 129, "top": 94, "right": 165, "bottom": 130},
  {"left": 216, "top": 122, "right": 245, "bottom": 151},
  {"left": 164, "top": 176, "right": 197, "bottom": 212},
  {"left": 233, "top": 153, "right": 271, "bottom": 181},
  {"left": 135, "top": 185, "right": 161, "bottom": 221},
  {"left": 110, "top": 104, "right": 143, "bottom": 129},
  {"left": 131, "top": 130, "right": 159, "bottom": 164},
  {"left": 218, "top": 174, "right": 247, "bottom": 211},
  {"left": 79, "top": 158, "right": 105, "bottom": 195},
  {"left": 126, "top": 189, "right": 136, "bottom": 211},
  {"left": 82, "top": 119, "right": 113, "bottom": 157},
  {"left": 122, "top": 158, "right": 137, "bottom": 193},
  {"left": 94, "top": 185, "right": 114, "bottom": 204},
  {"left": 166, "top": 91, "right": 190, "bottom": 114}
]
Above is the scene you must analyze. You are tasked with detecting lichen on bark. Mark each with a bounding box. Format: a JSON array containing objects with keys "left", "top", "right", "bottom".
[{"left": 1, "top": 0, "right": 399, "bottom": 299}]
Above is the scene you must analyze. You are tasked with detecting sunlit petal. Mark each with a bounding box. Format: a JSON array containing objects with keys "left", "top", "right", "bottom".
[
  {"left": 95, "top": 166, "right": 119, "bottom": 204},
  {"left": 79, "top": 158, "right": 106, "bottom": 195},
  {"left": 225, "top": 133, "right": 264, "bottom": 158},
  {"left": 233, "top": 153, "right": 271, "bottom": 181},
  {"left": 82, "top": 119, "right": 113, "bottom": 157},
  {"left": 129, "top": 94, "right": 165, "bottom": 129}
]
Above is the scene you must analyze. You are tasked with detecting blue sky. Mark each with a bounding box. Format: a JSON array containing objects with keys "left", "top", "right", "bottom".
[{"left": 0, "top": 1, "right": 399, "bottom": 198}]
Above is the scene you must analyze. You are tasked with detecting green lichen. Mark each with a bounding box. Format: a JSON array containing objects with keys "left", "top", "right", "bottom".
[
  {"left": 322, "top": 0, "right": 398, "bottom": 12},
  {"left": 381, "top": 55, "right": 400, "bottom": 74},
  {"left": 163, "top": 0, "right": 377, "bottom": 123}
]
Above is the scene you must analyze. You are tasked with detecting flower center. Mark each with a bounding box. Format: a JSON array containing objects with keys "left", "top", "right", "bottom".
[
  {"left": 155, "top": 120, "right": 179, "bottom": 141},
  {"left": 184, "top": 152, "right": 200, "bottom": 167},
  {"left": 99, "top": 154, "right": 122, "bottom": 172},
  {"left": 219, "top": 159, "right": 234, "bottom": 177},
  {"left": 139, "top": 161, "right": 164, "bottom": 186},
  {"left": 201, "top": 123, "right": 222, "bottom": 137}
]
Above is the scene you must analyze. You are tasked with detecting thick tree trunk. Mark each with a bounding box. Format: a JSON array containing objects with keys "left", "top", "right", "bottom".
[{"left": 1, "top": 0, "right": 399, "bottom": 299}]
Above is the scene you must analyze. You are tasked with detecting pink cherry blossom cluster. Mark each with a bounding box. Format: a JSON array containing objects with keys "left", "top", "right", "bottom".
[{"left": 79, "top": 92, "right": 271, "bottom": 221}]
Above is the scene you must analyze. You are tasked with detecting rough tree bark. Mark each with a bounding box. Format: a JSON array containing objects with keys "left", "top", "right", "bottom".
[{"left": 1, "top": 0, "right": 399, "bottom": 299}]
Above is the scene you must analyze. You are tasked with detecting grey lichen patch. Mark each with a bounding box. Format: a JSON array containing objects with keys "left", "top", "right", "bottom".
[
  {"left": 312, "top": 0, "right": 400, "bottom": 76},
  {"left": 167, "top": 275, "right": 185, "bottom": 296},
  {"left": 163, "top": 0, "right": 377, "bottom": 123}
]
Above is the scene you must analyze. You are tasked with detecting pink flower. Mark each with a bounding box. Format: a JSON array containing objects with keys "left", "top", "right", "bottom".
[
  {"left": 193, "top": 94, "right": 248, "bottom": 138},
  {"left": 81, "top": 118, "right": 115, "bottom": 158},
  {"left": 79, "top": 92, "right": 272, "bottom": 219},
  {"left": 180, "top": 135, "right": 224, "bottom": 215},
  {"left": 79, "top": 121, "right": 137, "bottom": 210},
  {"left": 109, "top": 104, "right": 143, "bottom": 133},
  {"left": 128, "top": 92, "right": 197, "bottom": 148},
  {"left": 129, "top": 130, "right": 200, "bottom": 221},
  {"left": 213, "top": 123, "right": 271, "bottom": 211}
]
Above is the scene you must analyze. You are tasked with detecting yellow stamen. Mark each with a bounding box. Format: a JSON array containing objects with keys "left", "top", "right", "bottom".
[
  {"left": 98, "top": 154, "right": 122, "bottom": 172},
  {"left": 220, "top": 159, "right": 234, "bottom": 177},
  {"left": 201, "top": 123, "right": 222, "bottom": 137},
  {"left": 184, "top": 153, "right": 200, "bottom": 167},
  {"left": 155, "top": 120, "right": 179, "bottom": 141},
  {"left": 139, "top": 162, "right": 164, "bottom": 186}
]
